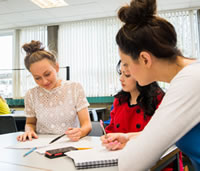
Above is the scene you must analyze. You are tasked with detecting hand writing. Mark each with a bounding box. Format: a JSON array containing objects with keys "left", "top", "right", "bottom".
[
  {"left": 65, "top": 127, "right": 82, "bottom": 141},
  {"left": 100, "top": 133, "right": 129, "bottom": 151}
]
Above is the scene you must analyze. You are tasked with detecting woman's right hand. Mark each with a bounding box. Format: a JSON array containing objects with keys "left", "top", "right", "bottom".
[
  {"left": 17, "top": 130, "right": 38, "bottom": 142},
  {"left": 100, "top": 133, "right": 129, "bottom": 151}
]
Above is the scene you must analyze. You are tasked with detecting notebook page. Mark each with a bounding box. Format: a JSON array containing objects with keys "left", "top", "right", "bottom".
[{"left": 66, "top": 147, "right": 120, "bottom": 164}]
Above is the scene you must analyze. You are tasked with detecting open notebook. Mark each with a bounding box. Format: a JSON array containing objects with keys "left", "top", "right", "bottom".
[{"left": 65, "top": 147, "right": 120, "bottom": 169}]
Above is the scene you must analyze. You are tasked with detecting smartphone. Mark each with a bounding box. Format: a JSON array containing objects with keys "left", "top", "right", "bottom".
[{"left": 45, "top": 146, "right": 77, "bottom": 159}]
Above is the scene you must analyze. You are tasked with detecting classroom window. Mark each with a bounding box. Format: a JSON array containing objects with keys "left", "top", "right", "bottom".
[
  {"left": 15, "top": 26, "right": 48, "bottom": 98},
  {"left": 3, "top": 10, "right": 200, "bottom": 98},
  {"left": 58, "top": 10, "right": 200, "bottom": 96},
  {"left": 0, "top": 33, "right": 13, "bottom": 98},
  {"left": 58, "top": 17, "right": 122, "bottom": 97},
  {"left": 160, "top": 10, "right": 200, "bottom": 59},
  {"left": 159, "top": 9, "right": 200, "bottom": 91}
]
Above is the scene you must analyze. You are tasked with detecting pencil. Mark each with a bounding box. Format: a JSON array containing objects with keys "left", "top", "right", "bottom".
[
  {"left": 76, "top": 148, "right": 92, "bottom": 150},
  {"left": 23, "top": 147, "right": 37, "bottom": 157},
  {"left": 100, "top": 120, "right": 107, "bottom": 138}
]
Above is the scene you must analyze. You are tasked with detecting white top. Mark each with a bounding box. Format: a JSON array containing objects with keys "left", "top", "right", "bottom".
[
  {"left": 119, "top": 61, "right": 200, "bottom": 171},
  {"left": 25, "top": 80, "right": 89, "bottom": 134}
]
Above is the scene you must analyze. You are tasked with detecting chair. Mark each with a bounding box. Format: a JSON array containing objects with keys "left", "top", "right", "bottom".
[
  {"left": 89, "top": 109, "right": 98, "bottom": 121},
  {"left": 88, "top": 121, "right": 103, "bottom": 136},
  {"left": 0, "top": 116, "right": 18, "bottom": 134},
  {"left": 104, "top": 104, "right": 113, "bottom": 126}
]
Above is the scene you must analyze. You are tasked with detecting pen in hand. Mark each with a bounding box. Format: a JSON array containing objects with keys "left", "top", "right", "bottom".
[
  {"left": 100, "top": 120, "right": 107, "bottom": 138},
  {"left": 49, "top": 134, "right": 65, "bottom": 144}
]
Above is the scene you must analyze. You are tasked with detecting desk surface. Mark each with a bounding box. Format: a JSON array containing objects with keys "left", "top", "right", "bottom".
[
  {"left": 0, "top": 110, "right": 25, "bottom": 118},
  {"left": 0, "top": 132, "right": 179, "bottom": 171},
  {"left": 0, "top": 132, "right": 117, "bottom": 171}
]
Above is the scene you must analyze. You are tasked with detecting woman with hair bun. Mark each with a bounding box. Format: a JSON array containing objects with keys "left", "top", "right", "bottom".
[
  {"left": 102, "top": 61, "right": 183, "bottom": 171},
  {"left": 17, "top": 40, "right": 91, "bottom": 142},
  {"left": 101, "top": 0, "right": 200, "bottom": 170}
]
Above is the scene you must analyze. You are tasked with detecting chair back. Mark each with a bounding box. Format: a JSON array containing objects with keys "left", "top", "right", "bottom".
[
  {"left": 0, "top": 116, "right": 18, "bottom": 134},
  {"left": 88, "top": 121, "right": 103, "bottom": 136}
]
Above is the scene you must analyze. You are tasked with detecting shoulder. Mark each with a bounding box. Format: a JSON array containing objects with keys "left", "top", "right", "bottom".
[
  {"left": 171, "top": 62, "right": 200, "bottom": 90},
  {"left": 113, "top": 98, "right": 120, "bottom": 106},
  {"left": 25, "top": 86, "right": 40, "bottom": 97},
  {"left": 113, "top": 98, "right": 128, "bottom": 108},
  {"left": 0, "top": 98, "right": 5, "bottom": 105},
  {"left": 62, "top": 80, "right": 83, "bottom": 88},
  {"left": 179, "top": 62, "right": 200, "bottom": 79},
  {"left": 161, "top": 62, "right": 200, "bottom": 110},
  {"left": 62, "top": 81, "right": 85, "bottom": 95}
]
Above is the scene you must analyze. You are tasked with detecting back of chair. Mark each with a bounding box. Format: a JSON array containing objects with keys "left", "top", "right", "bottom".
[
  {"left": 88, "top": 121, "right": 103, "bottom": 136},
  {"left": 0, "top": 116, "right": 18, "bottom": 134}
]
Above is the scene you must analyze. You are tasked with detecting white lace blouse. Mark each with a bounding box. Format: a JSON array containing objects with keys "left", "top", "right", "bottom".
[{"left": 24, "top": 80, "right": 89, "bottom": 134}]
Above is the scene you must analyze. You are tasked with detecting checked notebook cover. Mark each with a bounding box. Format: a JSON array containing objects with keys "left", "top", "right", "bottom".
[{"left": 66, "top": 147, "right": 120, "bottom": 169}]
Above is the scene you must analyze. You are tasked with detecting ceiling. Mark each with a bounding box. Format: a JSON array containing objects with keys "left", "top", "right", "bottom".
[{"left": 0, "top": 0, "right": 200, "bottom": 30}]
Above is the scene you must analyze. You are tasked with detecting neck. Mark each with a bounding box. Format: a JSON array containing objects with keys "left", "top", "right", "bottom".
[
  {"left": 156, "top": 56, "right": 195, "bottom": 83},
  {"left": 129, "top": 89, "right": 140, "bottom": 105},
  {"left": 56, "top": 79, "right": 62, "bottom": 87}
]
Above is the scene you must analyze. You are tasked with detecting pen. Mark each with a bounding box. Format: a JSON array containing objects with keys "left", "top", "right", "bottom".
[
  {"left": 49, "top": 133, "right": 65, "bottom": 144},
  {"left": 100, "top": 120, "right": 107, "bottom": 138},
  {"left": 23, "top": 147, "right": 37, "bottom": 157}
]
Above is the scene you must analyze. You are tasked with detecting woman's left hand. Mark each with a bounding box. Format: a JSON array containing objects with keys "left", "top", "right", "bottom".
[{"left": 65, "top": 127, "right": 82, "bottom": 141}]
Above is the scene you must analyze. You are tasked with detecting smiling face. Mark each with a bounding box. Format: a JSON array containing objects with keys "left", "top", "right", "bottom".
[
  {"left": 29, "top": 58, "right": 59, "bottom": 90},
  {"left": 119, "top": 49, "right": 155, "bottom": 86}
]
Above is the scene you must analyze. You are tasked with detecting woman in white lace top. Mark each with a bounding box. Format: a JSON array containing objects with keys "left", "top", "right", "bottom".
[{"left": 17, "top": 40, "right": 91, "bottom": 142}]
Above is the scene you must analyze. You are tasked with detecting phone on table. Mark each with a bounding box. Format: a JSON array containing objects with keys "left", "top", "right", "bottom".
[{"left": 45, "top": 146, "right": 77, "bottom": 159}]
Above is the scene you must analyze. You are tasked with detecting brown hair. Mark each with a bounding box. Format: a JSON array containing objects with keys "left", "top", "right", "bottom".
[
  {"left": 116, "top": 0, "right": 182, "bottom": 62},
  {"left": 22, "top": 40, "right": 57, "bottom": 71},
  {"left": 115, "top": 60, "right": 164, "bottom": 117}
]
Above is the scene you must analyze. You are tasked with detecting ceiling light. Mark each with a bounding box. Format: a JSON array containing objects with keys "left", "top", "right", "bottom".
[{"left": 31, "top": 0, "right": 68, "bottom": 8}]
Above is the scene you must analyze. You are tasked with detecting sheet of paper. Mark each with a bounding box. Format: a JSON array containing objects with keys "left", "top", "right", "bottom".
[
  {"left": 6, "top": 135, "right": 70, "bottom": 149},
  {"left": 36, "top": 137, "right": 102, "bottom": 154},
  {"left": 6, "top": 135, "right": 102, "bottom": 154}
]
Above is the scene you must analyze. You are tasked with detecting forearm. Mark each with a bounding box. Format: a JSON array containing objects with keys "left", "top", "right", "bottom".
[
  {"left": 25, "top": 117, "right": 37, "bottom": 132},
  {"left": 126, "top": 132, "right": 141, "bottom": 140},
  {"left": 119, "top": 90, "right": 200, "bottom": 170},
  {"left": 80, "top": 122, "right": 92, "bottom": 137},
  {"left": 25, "top": 124, "right": 36, "bottom": 132},
  {"left": 77, "top": 108, "right": 92, "bottom": 137}
]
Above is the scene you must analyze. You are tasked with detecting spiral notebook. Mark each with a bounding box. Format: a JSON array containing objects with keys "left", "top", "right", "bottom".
[{"left": 65, "top": 147, "right": 120, "bottom": 169}]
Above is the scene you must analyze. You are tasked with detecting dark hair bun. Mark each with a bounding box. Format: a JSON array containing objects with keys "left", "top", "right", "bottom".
[
  {"left": 118, "top": 0, "right": 157, "bottom": 25},
  {"left": 22, "top": 40, "right": 44, "bottom": 55}
]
